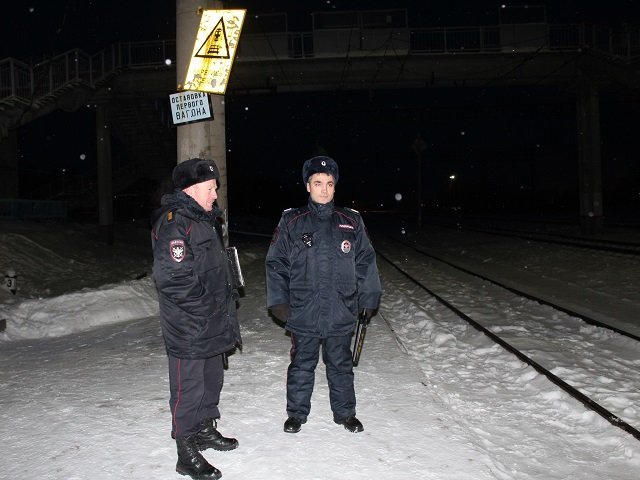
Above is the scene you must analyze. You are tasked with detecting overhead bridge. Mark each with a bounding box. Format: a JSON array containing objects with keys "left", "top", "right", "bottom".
[
  {"left": 1, "top": 18, "right": 638, "bottom": 128},
  {"left": 0, "top": 10, "right": 638, "bottom": 229}
]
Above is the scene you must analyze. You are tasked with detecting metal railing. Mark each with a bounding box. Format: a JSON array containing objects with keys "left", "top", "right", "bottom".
[
  {"left": 410, "top": 26, "right": 501, "bottom": 53},
  {"left": 0, "top": 24, "right": 638, "bottom": 108},
  {"left": 238, "top": 23, "right": 639, "bottom": 60},
  {"left": 0, "top": 40, "right": 177, "bottom": 106}
]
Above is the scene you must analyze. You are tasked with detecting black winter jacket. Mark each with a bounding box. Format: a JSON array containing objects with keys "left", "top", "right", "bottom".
[
  {"left": 151, "top": 191, "right": 241, "bottom": 359},
  {"left": 265, "top": 199, "right": 382, "bottom": 337}
]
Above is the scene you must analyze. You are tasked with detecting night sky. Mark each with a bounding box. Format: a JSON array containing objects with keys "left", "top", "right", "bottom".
[{"left": 2, "top": 1, "right": 639, "bottom": 220}]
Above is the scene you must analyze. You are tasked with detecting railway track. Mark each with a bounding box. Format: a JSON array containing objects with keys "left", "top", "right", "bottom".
[
  {"left": 427, "top": 218, "right": 640, "bottom": 255},
  {"left": 374, "top": 234, "right": 640, "bottom": 442},
  {"left": 385, "top": 234, "right": 640, "bottom": 342}
]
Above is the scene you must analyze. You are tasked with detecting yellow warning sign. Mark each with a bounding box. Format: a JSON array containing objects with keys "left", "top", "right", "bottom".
[
  {"left": 195, "top": 17, "right": 230, "bottom": 59},
  {"left": 182, "top": 9, "right": 245, "bottom": 95}
]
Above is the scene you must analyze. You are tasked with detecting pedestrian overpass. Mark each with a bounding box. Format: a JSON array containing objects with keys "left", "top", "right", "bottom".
[{"left": 0, "top": 8, "right": 638, "bottom": 229}]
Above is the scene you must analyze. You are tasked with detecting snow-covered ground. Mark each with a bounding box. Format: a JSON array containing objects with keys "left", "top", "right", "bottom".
[{"left": 1, "top": 217, "right": 639, "bottom": 480}]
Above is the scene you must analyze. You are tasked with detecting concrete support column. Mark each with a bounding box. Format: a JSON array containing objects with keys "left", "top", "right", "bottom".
[
  {"left": 0, "top": 129, "right": 19, "bottom": 197},
  {"left": 576, "top": 78, "right": 603, "bottom": 234},
  {"left": 96, "top": 105, "right": 114, "bottom": 245},
  {"left": 176, "top": 0, "right": 229, "bottom": 244}
]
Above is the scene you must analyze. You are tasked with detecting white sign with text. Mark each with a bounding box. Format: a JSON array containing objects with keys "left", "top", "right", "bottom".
[{"left": 169, "top": 91, "right": 213, "bottom": 125}]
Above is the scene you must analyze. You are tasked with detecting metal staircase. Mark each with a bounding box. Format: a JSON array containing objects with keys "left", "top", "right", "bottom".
[
  {"left": 0, "top": 42, "right": 177, "bottom": 209},
  {"left": 107, "top": 93, "right": 176, "bottom": 183}
]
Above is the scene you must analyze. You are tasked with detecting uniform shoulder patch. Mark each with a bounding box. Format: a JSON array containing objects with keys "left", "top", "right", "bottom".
[{"left": 169, "top": 239, "right": 186, "bottom": 262}]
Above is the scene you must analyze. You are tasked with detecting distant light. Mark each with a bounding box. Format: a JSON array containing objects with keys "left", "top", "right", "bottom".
[
  {"left": 394, "top": 193, "right": 402, "bottom": 201},
  {"left": 28, "top": 7, "right": 35, "bottom": 13},
  {"left": 401, "top": 228, "right": 406, "bottom": 235},
  {"left": 449, "top": 174, "right": 456, "bottom": 180},
  {"left": 244, "top": 106, "right": 249, "bottom": 111},
  {"left": 460, "top": 131, "right": 466, "bottom": 136},
  {"left": 165, "top": 58, "right": 172, "bottom": 66},
  {"left": 79, "top": 153, "right": 86, "bottom": 160},
  {"left": 62, "top": 168, "right": 66, "bottom": 174}
]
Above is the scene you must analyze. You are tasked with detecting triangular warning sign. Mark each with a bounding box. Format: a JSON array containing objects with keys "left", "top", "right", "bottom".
[
  {"left": 195, "top": 18, "right": 230, "bottom": 59},
  {"left": 184, "top": 9, "right": 245, "bottom": 94}
]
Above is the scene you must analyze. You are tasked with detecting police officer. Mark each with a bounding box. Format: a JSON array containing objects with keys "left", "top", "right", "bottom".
[
  {"left": 151, "top": 158, "right": 242, "bottom": 480},
  {"left": 265, "top": 155, "right": 382, "bottom": 434}
]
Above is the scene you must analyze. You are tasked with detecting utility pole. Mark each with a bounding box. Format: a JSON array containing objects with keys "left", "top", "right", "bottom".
[{"left": 176, "top": 0, "right": 229, "bottom": 244}]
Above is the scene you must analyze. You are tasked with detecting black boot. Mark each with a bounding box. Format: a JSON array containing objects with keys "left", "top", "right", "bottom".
[
  {"left": 335, "top": 415, "right": 364, "bottom": 433},
  {"left": 176, "top": 435, "right": 222, "bottom": 479},
  {"left": 196, "top": 418, "right": 239, "bottom": 451},
  {"left": 283, "top": 417, "right": 304, "bottom": 433}
]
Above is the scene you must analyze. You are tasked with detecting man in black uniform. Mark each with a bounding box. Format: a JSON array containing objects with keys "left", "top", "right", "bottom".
[
  {"left": 265, "top": 155, "right": 382, "bottom": 434},
  {"left": 151, "top": 158, "right": 242, "bottom": 480}
]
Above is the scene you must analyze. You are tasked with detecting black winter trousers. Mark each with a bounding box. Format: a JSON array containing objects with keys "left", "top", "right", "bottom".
[
  {"left": 286, "top": 333, "right": 356, "bottom": 422},
  {"left": 168, "top": 354, "right": 224, "bottom": 438}
]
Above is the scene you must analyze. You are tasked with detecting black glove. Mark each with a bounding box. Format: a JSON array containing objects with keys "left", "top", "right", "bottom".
[
  {"left": 363, "top": 308, "right": 377, "bottom": 323},
  {"left": 270, "top": 304, "right": 290, "bottom": 322}
]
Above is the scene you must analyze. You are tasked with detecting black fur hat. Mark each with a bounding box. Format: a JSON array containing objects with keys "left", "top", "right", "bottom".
[
  {"left": 302, "top": 156, "right": 339, "bottom": 184},
  {"left": 172, "top": 158, "right": 220, "bottom": 189}
]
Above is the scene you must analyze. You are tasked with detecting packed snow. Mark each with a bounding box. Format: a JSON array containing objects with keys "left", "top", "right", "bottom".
[{"left": 1, "top": 217, "right": 639, "bottom": 480}]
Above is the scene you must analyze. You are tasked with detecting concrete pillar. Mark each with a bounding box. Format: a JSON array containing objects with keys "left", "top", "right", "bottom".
[
  {"left": 0, "top": 129, "right": 19, "bottom": 197},
  {"left": 96, "top": 105, "right": 114, "bottom": 245},
  {"left": 576, "top": 78, "right": 603, "bottom": 234},
  {"left": 176, "top": 0, "right": 229, "bottom": 244}
]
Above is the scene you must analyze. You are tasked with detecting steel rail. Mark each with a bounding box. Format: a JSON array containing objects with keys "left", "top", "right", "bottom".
[
  {"left": 385, "top": 234, "right": 640, "bottom": 342},
  {"left": 431, "top": 220, "right": 640, "bottom": 255},
  {"left": 376, "top": 247, "right": 640, "bottom": 442}
]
